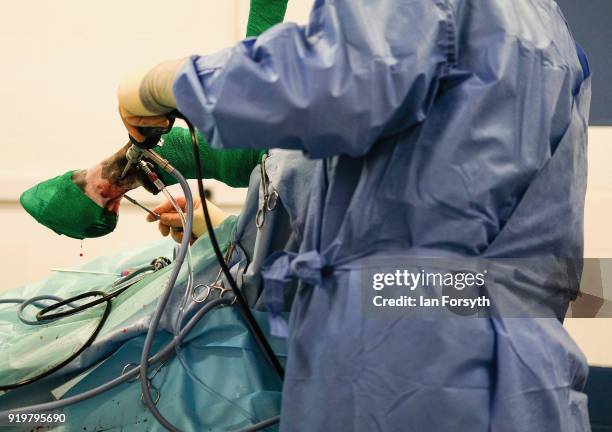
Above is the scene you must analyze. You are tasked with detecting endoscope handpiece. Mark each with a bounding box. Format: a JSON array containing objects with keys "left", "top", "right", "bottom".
[
  {"left": 120, "top": 145, "right": 144, "bottom": 179},
  {"left": 120, "top": 117, "right": 176, "bottom": 179}
]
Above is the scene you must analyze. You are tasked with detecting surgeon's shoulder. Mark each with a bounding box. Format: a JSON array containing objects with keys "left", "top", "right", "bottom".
[{"left": 452, "top": 0, "right": 583, "bottom": 72}]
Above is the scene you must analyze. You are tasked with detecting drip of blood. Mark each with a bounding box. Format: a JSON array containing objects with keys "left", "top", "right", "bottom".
[{"left": 80, "top": 240, "right": 84, "bottom": 257}]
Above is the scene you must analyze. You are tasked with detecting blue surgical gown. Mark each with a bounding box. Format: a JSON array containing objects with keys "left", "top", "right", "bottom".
[{"left": 173, "top": 0, "right": 592, "bottom": 430}]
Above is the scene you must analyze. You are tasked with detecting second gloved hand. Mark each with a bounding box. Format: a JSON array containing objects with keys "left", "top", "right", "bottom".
[{"left": 147, "top": 195, "right": 229, "bottom": 244}]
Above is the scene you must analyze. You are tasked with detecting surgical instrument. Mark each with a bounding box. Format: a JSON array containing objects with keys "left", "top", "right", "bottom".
[
  {"left": 120, "top": 118, "right": 176, "bottom": 180},
  {"left": 255, "top": 153, "right": 279, "bottom": 229},
  {"left": 193, "top": 243, "right": 236, "bottom": 303},
  {"left": 50, "top": 268, "right": 122, "bottom": 276},
  {"left": 123, "top": 194, "right": 160, "bottom": 221}
]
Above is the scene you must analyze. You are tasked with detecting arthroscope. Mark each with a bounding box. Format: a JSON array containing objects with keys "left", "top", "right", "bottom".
[{"left": 0, "top": 114, "right": 284, "bottom": 432}]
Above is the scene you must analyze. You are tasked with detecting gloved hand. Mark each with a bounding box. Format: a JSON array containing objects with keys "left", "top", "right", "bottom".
[
  {"left": 118, "top": 58, "right": 186, "bottom": 142},
  {"left": 147, "top": 195, "right": 229, "bottom": 244}
]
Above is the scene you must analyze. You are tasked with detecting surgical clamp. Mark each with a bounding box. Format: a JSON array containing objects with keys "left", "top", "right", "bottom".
[{"left": 255, "top": 154, "right": 279, "bottom": 229}]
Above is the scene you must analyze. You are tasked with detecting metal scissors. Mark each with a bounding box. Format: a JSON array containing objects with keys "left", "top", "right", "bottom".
[{"left": 255, "top": 154, "right": 279, "bottom": 229}]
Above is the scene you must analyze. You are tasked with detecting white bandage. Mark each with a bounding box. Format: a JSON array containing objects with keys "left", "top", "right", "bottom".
[{"left": 139, "top": 58, "right": 187, "bottom": 114}]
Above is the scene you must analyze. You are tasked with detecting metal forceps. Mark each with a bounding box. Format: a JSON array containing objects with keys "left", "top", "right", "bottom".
[
  {"left": 192, "top": 243, "right": 237, "bottom": 304},
  {"left": 122, "top": 359, "right": 168, "bottom": 405},
  {"left": 255, "top": 153, "right": 279, "bottom": 229}
]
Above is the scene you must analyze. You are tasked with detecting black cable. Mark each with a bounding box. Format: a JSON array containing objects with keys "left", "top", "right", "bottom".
[
  {"left": 36, "top": 287, "right": 125, "bottom": 321},
  {"left": 2, "top": 264, "right": 160, "bottom": 390},
  {"left": 0, "top": 292, "right": 111, "bottom": 391},
  {"left": 0, "top": 297, "right": 230, "bottom": 418},
  {"left": 36, "top": 266, "right": 154, "bottom": 321},
  {"left": 186, "top": 119, "right": 285, "bottom": 379}
]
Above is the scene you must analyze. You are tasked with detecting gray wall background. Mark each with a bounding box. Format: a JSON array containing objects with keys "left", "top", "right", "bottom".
[{"left": 556, "top": 0, "right": 612, "bottom": 125}]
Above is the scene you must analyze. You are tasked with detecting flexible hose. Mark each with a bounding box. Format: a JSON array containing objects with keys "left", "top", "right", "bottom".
[
  {"left": 0, "top": 293, "right": 111, "bottom": 391},
  {"left": 0, "top": 296, "right": 78, "bottom": 326},
  {"left": 0, "top": 296, "right": 279, "bottom": 431},
  {"left": 34, "top": 265, "right": 154, "bottom": 322},
  {"left": 0, "top": 297, "right": 230, "bottom": 417},
  {"left": 241, "top": 415, "right": 281, "bottom": 432},
  {"left": 138, "top": 168, "right": 194, "bottom": 432}
]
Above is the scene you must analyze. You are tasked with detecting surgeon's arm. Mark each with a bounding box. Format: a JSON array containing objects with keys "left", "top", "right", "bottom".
[{"left": 172, "top": 0, "right": 454, "bottom": 158}]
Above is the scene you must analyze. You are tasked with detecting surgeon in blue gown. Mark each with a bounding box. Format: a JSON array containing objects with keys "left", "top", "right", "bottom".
[{"left": 117, "top": 0, "right": 592, "bottom": 430}]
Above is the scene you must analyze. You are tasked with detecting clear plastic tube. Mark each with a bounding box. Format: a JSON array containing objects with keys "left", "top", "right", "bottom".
[
  {"left": 160, "top": 186, "right": 195, "bottom": 339},
  {"left": 161, "top": 187, "right": 195, "bottom": 300}
]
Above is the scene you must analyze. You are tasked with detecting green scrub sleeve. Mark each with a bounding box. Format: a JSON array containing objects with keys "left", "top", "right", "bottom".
[
  {"left": 247, "top": 0, "right": 289, "bottom": 37},
  {"left": 154, "top": 128, "right": 265, "bottom": 188}
]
